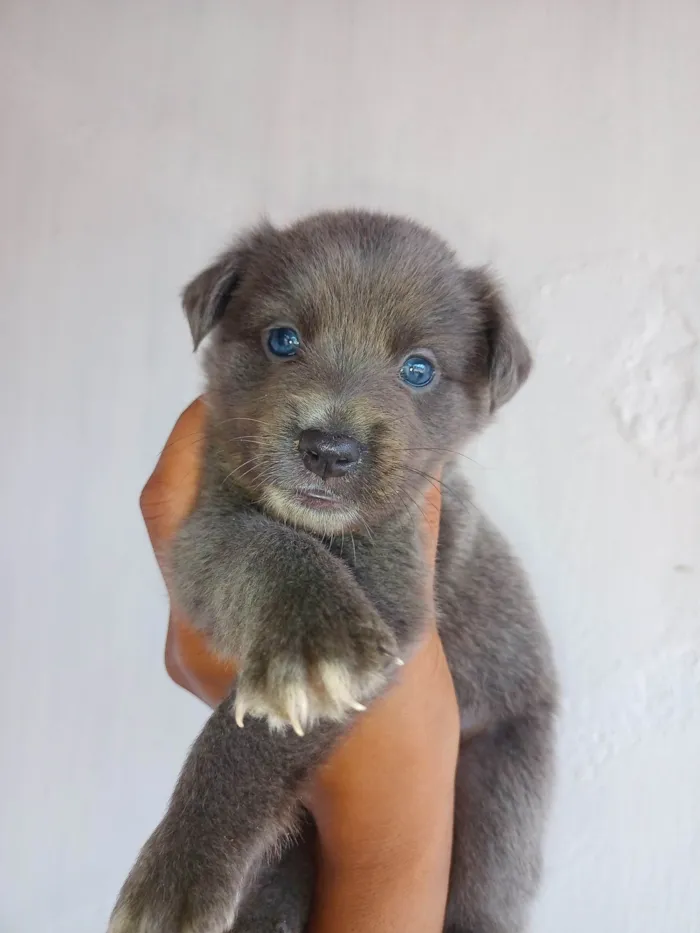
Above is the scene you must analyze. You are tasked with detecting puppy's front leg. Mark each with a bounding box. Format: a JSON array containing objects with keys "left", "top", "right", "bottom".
[
  {"left": 109, "top": 503, "right": 404, "bottom": 933},
  {"left": 171, "top": 500, "right": 401, "bottom": 733},
  {"left": 109, "top": 701, "right": 342, "bottom": 933}
]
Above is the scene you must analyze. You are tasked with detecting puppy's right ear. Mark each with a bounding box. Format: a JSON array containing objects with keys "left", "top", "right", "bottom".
[
  {"left": 181, "top": 225, "right": 270, "bottom": 350},
  {"left": 181, "top": 255, "right": 239, "bottom": 350}
]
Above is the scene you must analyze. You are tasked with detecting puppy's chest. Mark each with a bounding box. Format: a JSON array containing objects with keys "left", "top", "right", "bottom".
[{"left": 326, "top": 523, "right": 427, "bottom": 633}]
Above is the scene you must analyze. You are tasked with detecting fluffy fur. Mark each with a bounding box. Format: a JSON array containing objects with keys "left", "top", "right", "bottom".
[{"left": 109, "top": 210, "right": 558, "bottom": 933}]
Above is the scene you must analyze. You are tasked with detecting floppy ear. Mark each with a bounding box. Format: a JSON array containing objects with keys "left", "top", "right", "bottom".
[
  {"left": 465, "top": 267, "right": 532, "bottom": 412},
  {"left": 181, "top": 224, "right": 271, "bottom": 350},
  {"left": 181, "top": 257, "right": 237, "bottom": 350}
]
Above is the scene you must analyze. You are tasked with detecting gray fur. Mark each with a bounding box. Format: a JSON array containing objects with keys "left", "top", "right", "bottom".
[{"left": 109, "top": 210, "right": 558, "bottom": 933}]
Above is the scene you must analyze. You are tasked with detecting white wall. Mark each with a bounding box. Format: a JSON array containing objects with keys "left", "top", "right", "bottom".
[{"left": 1, "top": 2, "right": 699, "bottom": 931}]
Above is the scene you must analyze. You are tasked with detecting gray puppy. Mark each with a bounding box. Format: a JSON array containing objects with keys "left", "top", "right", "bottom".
[{"left": 109, "top": 210, "right": 558, "bottom": 933}]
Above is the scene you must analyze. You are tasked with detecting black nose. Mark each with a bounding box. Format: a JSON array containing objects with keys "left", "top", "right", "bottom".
[{"left": 298, "top": 430, "right": 361, "bottom": 478}]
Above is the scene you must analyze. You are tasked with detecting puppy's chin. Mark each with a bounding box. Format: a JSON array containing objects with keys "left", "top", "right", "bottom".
[{"left": 261, "top": 486, "right": 361, "bottom": 536}]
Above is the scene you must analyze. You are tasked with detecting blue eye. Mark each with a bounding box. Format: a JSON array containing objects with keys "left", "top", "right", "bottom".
[
  {"left": 400, "top": 355, "right": 435, "bottom": 388},
  {"left": 267, "top": 326, "right": 301, "bottom": 358}
]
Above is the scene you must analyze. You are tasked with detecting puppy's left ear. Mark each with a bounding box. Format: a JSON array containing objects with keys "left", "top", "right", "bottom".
[{"left": 465, "top": 268, "right": 532, "bottom": 412}]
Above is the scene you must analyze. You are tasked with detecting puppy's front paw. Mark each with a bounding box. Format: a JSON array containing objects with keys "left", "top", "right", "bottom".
[
  {"left": 234, "top": 608, "right": 399, "bottom": 735},
  {"left": 108, "top": 828, "right": 238, "bottom": 933}
]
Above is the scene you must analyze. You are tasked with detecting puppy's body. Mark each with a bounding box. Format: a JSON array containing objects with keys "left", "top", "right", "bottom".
[{"left": 110, "top": 211, "right": 558, "bottom": 933}]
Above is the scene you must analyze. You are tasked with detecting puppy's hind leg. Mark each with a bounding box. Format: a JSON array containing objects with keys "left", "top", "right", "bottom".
[{"left": 444, "top": 703, "right": 556, "bottom": 933}]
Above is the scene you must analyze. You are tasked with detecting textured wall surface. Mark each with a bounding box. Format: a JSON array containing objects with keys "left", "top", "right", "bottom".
[{"left": 1, "top": 2, "right": 699, "bottom": 931}]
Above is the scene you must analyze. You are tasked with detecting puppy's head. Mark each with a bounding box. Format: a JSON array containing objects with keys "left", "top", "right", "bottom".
[{"left": 183, "top": 210, "right": 530, "bottom": 533}]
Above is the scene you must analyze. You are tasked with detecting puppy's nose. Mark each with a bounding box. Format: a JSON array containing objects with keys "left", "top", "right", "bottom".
[{"left": 298, "top": 429, "right": 361, "bottom": 478}]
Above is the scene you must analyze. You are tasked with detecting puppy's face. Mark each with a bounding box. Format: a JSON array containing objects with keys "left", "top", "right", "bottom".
[{"left": 183, "top": 211, "right": 530, "bottom": 534}]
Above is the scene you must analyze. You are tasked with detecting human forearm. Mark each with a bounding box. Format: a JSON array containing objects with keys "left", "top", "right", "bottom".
[{"left": 308, "top": 626, "right": 459, "bottom": 933}]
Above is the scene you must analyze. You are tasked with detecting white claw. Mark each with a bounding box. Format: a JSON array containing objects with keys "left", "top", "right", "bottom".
[
  {"left": 234, "top": 699, "right": 247, "bottom": 728},
  {"left": 289, "top": 709, "right": 305, "bottom": 737},
  {"left": 285, "top": 684, "right": 308, "bottom": 737},
  {"left": 349, "top": 700, "right": 367, "bottom": 712},
  {"left": 297, "top": 689, "right": 310, "bottom": 732},
  {"left": 395, "top": 657, "right": 405, "bottom": 666}
]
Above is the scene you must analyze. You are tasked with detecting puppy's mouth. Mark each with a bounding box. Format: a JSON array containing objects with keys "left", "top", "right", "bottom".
[
  {"left": 261, "top": 480, "right": 362, "bottom": 533},
  {"left": 293, "top": 487, "right": 346, "bottom": 510}
]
